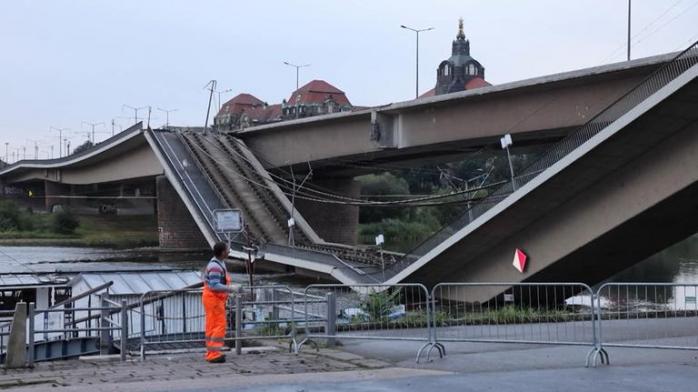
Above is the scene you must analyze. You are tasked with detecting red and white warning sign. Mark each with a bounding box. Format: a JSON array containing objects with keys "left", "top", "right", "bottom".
[{"left": 512, "top": 248, "right": 527, "bottom": 273}]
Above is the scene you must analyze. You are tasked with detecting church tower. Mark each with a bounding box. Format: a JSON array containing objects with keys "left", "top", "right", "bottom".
[{"left": 435, "top": 18, "right": 486, "bottom": 95}]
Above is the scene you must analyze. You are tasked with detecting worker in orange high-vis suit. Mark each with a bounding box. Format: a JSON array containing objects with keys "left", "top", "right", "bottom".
[{"left": 202, "top": 241, "right": 239, "bottom": 363}]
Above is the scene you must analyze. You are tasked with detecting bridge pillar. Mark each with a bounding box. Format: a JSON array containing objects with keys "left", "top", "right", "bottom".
[
  {"left": 156, "top": 175, "right": 208, "bottom": 250},
  {"left": 295, "top": 177, "right": 360, "bottom": 245},
  {"left": 44, "top": 180, "right": 71, "bottom": 212}
]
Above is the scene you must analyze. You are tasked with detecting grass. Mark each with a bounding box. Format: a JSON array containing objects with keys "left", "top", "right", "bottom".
[{"left": 0, "top": 214, "right": 158, "bottom": 248}]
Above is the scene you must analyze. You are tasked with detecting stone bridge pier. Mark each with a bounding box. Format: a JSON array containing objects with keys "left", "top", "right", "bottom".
[{"left": 156, "top": 175, "right": 208, "bottom": 250}]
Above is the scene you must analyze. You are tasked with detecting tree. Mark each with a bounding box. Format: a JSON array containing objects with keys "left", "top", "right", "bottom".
[{"left": 72, "top": 140, "right": 94, "bottom": 155}]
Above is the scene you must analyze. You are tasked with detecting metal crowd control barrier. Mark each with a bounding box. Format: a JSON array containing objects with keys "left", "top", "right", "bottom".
[
  {"left": 431, "top": 283, "right": 604, "bottom": 366},
  {"left": 296, "top": 284, "right": 438, "bottom": 362},
  {"left": 139, "top": 285, "right": 300, "bottom": 360},
  {"left": 593, "top": 283, "right": 698, "bottom": 365}
]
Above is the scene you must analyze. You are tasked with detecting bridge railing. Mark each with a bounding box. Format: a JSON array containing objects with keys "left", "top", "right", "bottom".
[{"left": 397, "top": 40, "right": 698, "bottom": 268}]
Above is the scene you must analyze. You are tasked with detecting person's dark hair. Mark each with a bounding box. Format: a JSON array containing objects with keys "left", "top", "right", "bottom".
[{"left": 213, "top": 242, "right": 228, "bottom": 258}]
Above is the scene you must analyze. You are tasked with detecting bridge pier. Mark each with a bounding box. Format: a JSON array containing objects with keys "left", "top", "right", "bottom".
[
  {"left": 295, "top": 177, "right": 360, "bottom": 245},
  {"left": 156, "top": 175, "right": 208, "bottom": 250},
  {"left": 44, "top": 180, "right": 71, "bottom": 212}
]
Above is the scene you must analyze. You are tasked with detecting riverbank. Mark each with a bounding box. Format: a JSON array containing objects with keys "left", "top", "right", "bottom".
[{"left": 0, "top": 214, "right": 158, "bottom": 249}]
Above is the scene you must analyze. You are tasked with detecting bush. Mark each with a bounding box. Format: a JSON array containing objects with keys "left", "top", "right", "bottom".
[
  {"left": 51, "top": 210, "right": 80, "bottom": 234},
  {"left": 360, "top": 289, "right": 401, "bottom": 322},
  {"left": 0, "top": 201, "right": 21, "bottom": 231}
]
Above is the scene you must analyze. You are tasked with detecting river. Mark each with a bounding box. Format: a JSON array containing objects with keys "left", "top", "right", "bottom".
[{"left": 1, "top": 234, "right": 698, "bottom": 286}]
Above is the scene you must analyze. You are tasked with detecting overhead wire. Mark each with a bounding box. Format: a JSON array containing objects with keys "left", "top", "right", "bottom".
[{"left": 187, "top": 135, "right": 506, "bottom": 207}]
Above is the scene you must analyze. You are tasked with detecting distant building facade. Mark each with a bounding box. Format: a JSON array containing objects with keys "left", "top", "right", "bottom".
[
  {"left": 422, "top": 18, "right": 490, "bottom": 98},
  {"left": 214, "top": 80, "right": 352, "bottom": 131}
]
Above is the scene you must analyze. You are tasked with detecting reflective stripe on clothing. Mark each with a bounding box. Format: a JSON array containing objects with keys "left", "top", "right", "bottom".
[{"left": 203, "top": 288, "right": 227, "bottom": 362}]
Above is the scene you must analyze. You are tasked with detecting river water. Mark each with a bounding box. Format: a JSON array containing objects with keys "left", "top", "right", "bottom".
[{"left": 1, "top": 234, "right": 697, "bottom": 286}]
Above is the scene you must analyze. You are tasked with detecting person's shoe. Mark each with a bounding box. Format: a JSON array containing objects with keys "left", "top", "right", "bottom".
[{"left": 207, "top": 355, "right": 226, "bottom": 364}]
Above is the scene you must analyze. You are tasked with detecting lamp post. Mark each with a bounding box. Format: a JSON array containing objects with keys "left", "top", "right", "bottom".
[
  {"left": 157, "top": 107, "right": 178, "bottom": 128},
  {"left": 122, "top": 104, "right": 148, "bottom": 126},
  {"left": 400, "top": 24, "right": 434, "bottom": 99},
  {"left": 283, "top": 62, "right": 310, "bottom": 91},
  {"left": 627, "top": 0, "right": 632, "bottom": 61},
  {"left": 50, "top": 126, "right": 69, "bottom": 158},
  {"left": 214, "top": 88, "right": 233, "bottom": 111},
  {"left": 82, "top": 121, "right": 105, "bottom": 144},
  {"left": 500, "top": 133, "right": 516, "bottom": 191}
]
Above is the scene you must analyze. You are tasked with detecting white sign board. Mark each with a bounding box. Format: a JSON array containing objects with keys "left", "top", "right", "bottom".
[{"left": 214, "top": 209, "right": 243, "bottom": 233}]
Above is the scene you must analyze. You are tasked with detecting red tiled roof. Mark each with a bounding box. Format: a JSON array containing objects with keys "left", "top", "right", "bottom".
[
  {"left": 243, "top": 104, "right": 282, "bottom": 123},
  {"left": 219, "top": 93, "right": 265, "bottom": 115},
  {"left": 465, "top": 77, "right": 491, "bottom": 90},
  {"left": 419, "top": 88, "right": 436, "bottom": 98},
  {"left": 419, "top": 78, "right": 491, "bottom": 98},
  {"left": 287, "top": 80, "right": 351, "bottom": 106}
]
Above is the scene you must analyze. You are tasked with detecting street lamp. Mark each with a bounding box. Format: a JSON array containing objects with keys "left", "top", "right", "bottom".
[
  {"left": 214, "top": 88, "right": 234, "bottom": 111},
  {"left": 400, "top": 24, "right": 434, "bottom": 99},
  {"left": 283, "top": 62, "right": 310, "bottom": 91},
  {"left": 500, "top": 133, "right": 516, "bottom": 190},
  {"left": 50, "top": 126, "right": 69, "bottom": 158},
  {"left": 82, "top": 121, "right": 105, "bottom": 144},
  {"left": 157, "top": 107, "right": 178, "bottom": 128},
  {"left": 122, "top": 104, "right": 148, "bottom": 125}
]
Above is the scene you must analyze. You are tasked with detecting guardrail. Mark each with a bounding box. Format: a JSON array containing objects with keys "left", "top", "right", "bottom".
[
  {"left": 138, "top": 285, "right": 302, "bottom": 360},
  {"left": 27, "top": 297, "right": 129, "bottom": 365}
]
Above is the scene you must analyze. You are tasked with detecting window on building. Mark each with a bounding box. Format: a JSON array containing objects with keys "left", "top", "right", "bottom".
[{"left": 444, "top": 64, "right": 450, "bottom": 76}]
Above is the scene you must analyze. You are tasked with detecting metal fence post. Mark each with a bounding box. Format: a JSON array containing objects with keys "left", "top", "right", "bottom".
[
  {"left": 235, "top": 294, "right": 242, "bottom": 355},
  {"left": 100, "top": 294, "right": 112, "bottom": 355},
  {"left": 326, "top": 292, "right": 337, "bottom": 347},
  {"left": 140, "top": 297, "right": 146, "bottom": 361},
  {"left": 120, "top": 300, "right": 128, "bottom": 362},
  {"left": 27, "top": 303, "right": 35, "bottom": 367}
]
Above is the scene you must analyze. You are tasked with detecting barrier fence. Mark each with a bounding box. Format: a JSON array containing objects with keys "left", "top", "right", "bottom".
[
  {"left": 596, "top": 283, "right": 698, "bottom": 354},
  {"left": 138, "top": 285, "right": 301, "bottom": 360},
  {"left": 431, "top": 283, "right": 603, "bottom": 365},
  {"left": 296, "top": 283, "right": 440, "bottom": 362},
  {"left": 4, "top": 281, "right": 698, "bottom": 367}
]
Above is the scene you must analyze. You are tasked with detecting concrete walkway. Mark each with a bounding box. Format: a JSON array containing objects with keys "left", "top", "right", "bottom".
[{"left": 1, "top": 341, "right": 697, "bottom": 391}]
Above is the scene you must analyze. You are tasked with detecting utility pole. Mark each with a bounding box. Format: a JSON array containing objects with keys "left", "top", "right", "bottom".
[
  {"left": 283, "top": 62, "right": 310, "bottom": 91},
  {"left": 203, "top": 80, "right": 217, "bottom": 133},
  {"left": 122, "top": 104, "right": 148, "bottom": 125},
  {"left": 4, "top": 142, "right": 8, "bottom": 163},
  {"left": 157, "top": 107, "right": 178, "bottom": 128},
  {"left": 65, "top": 139, "right": 71, "bottom": 156},
  {"left": 82, "top": 121, "right": 104, "bottom": 144},
  {"left": 401, "top": 24, "right": 434, "bottom": 99},
  {"left": 627, "top": 0, "right": 632, "bottom": 61},
  {"left": 50, "top": 126, "right": 69, "bottom": 158}
]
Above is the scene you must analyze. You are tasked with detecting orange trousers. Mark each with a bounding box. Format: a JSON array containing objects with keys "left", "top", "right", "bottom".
[{"left": 203, "top": 290, "right": 228, "bottom": 361}]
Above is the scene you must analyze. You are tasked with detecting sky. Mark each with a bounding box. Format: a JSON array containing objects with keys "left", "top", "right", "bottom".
[{"left": 1, "top": 0, "right": 697, "bottom": 162}]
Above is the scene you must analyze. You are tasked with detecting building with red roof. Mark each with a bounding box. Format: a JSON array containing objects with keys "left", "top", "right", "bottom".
[
  {"left": 214, "top": 80, "right": 353, "bottom": 130},
  {"left": 282, "top": 80, "right": 352, "bottom": 119}
]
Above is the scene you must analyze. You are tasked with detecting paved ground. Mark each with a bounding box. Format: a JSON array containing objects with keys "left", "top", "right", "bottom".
[{"left": 2, "top": 341, "right": 698, "bottom": 391}]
